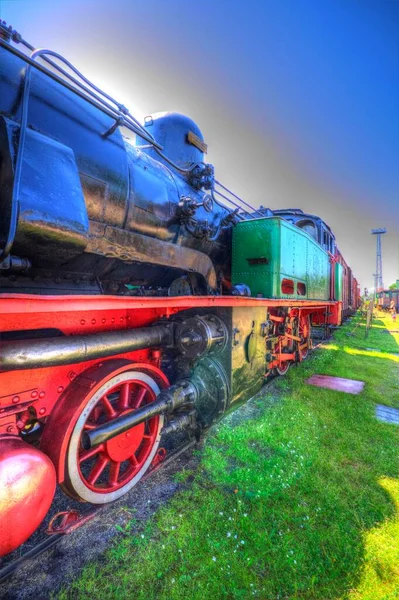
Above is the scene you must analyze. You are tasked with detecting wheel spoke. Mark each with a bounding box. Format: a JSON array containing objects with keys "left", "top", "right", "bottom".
[
  {"left": 134, "top": 386, "right": 147, "bottom": 408},
  {"left": 92, "top": 406, "right": 103, "bottom": 422},
  {"left": 87, "top": 455, "right": 109, "bottom": 485},
  {"left": 79, "top": 444, "right": 104, "bottom": 463},
  {"left": 148, "top": 418, "right": 158, "bottom": 435},
  {"left": 129, "top": 454, "right": 139, "bottom": 467},
  {"left": 109, "top": 461, "right": 121, "bottom": 486},
  {"left": 119, "top": 382, "right": 131, "bottom": 410},
  {"left": 83, "top": 422, "right": 97, "bottom": 431},
  {"left": 102, "top": 395, "right": 117, "bottom": 418}
]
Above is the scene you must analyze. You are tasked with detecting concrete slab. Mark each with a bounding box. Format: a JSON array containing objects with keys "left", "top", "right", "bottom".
[
  {"left": 306, "top": 374, "right": 365, "bottom": 395},
  {"left": 375, "top": 404, "right": 399, "bottom": 425}
]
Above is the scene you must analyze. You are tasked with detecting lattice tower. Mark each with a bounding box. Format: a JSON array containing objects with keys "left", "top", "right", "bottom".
[{"left": 371, "top": 228, "right": 387, "bottom": 292}]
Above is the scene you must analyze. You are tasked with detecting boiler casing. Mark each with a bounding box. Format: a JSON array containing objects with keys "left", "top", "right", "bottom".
[{"left": 0, "top": 46, "right": 230, "bottom": 292}]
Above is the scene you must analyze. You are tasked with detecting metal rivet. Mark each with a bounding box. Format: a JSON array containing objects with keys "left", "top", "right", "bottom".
[
  {"left": 12, "top": 396, "right": 20, "bottom": 404},
  {"left": 102, "top": 318, "right": 106, "bottom": 324},
  {"left": 31, "top": 390, "right": 38, "bottom": 398},
  {"left": 92, "top": 319, "right": 96, "bottom": 325},
  {"left": 81, "top": 320, "right": 85, "bottom": 325},
  {"left": 39, "top": 391, "right": 45, "bottom": 399},
  {"left": 57, "top": 386, "right": 64, "bottom": 393},
  {"left": 39, "top": 408, "right": 46, "bottom": 415}
]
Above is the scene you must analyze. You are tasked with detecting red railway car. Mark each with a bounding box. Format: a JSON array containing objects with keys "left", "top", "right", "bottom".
[{"left": 335, "top": 250, "right": 360, "bottom": 318}]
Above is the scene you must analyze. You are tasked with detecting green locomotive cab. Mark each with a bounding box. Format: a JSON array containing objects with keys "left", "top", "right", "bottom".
[{"left": 232, "top": 216, "right": 330, "bottom": 300}]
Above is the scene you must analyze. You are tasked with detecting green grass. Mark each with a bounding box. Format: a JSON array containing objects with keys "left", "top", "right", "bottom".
[{"left": 58, "top": 314, "right": 399, "bottom": 600}]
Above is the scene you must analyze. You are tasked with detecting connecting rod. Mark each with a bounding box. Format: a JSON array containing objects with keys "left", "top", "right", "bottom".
[{"left": 82, "top": 381, "right": 197, "bottom": 449}]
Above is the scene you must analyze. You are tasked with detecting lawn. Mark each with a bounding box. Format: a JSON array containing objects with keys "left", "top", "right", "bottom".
[{"left": 58, "top": 313, "right": 399, "bottom": 600}]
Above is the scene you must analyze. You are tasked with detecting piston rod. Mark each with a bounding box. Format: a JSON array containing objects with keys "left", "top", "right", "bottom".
[
  {"left": 0, "top": 325, "right": 173, "bottom": 371},
  {"left": 82, "top": 382, "right": 197, "bottom": 449}
]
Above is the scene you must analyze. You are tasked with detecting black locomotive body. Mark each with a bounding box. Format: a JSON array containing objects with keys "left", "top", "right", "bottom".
[{"left": 0, "top": 37, "right": 233, "bottom": 295}]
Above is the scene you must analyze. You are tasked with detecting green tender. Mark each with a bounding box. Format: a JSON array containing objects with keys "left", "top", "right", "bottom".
[{"left": 232, "top": 217, "right": 330, "bottom": 300}]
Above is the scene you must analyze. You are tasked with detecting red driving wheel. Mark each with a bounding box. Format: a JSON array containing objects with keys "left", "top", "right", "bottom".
[
  {"left": 43, "top": 361, "right": 168, "bottom": 504},
  {"left": 299, "top": 314, "right": 311, "bottom": 360},
  {"left": 274, "top": 333, "right": 292, "bottom": 376},
  {"left": 276, "top": 360, "right": 290, "bottom": 376}
]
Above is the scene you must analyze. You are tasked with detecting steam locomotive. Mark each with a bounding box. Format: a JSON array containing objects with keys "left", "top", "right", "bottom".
[{"left": 0, "top": 22, "right": 360, "bottom": 558}]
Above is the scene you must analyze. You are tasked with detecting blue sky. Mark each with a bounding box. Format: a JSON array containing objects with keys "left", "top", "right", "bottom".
[{"left": 1, "top": 0, "right": 398, "bottom": 288}]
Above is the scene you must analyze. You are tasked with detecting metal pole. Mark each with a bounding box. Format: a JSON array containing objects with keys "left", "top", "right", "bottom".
[{"left": 371, "top": 228, "right": 387, "bottom": 292}]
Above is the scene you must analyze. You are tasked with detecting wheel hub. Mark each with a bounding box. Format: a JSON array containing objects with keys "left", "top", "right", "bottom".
[{"left": 105, "top": 422, "right": 145, "bottom": 462}]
